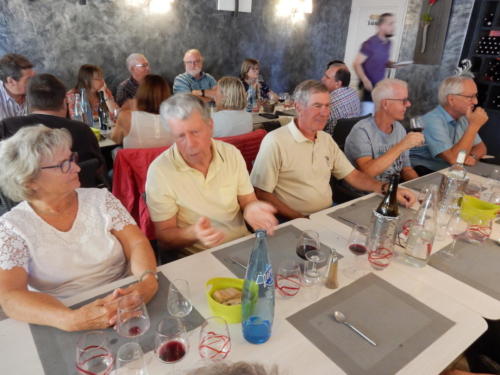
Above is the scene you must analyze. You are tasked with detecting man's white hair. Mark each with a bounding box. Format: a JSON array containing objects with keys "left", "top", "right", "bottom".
[
  {"left": 126, "top": 53, "right": 147, "bottom": 72},
  {"left": 438, "top": 76, "right": 474, "bottom": 107},
  {"left": 372, "top": 78, "right": 408, "bottom": 111},
  {"left": 159, "top": 93, "right": 211, "bottom": 131}
]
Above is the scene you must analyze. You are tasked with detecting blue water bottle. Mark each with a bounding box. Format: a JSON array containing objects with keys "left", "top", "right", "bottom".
[{"left": 241, "top": 230, "right": 275, "bottom": 344}]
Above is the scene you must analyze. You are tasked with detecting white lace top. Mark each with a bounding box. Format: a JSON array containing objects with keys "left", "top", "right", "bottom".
[{"left": 0, "top": 188, "right": 136, "bottom": 299}]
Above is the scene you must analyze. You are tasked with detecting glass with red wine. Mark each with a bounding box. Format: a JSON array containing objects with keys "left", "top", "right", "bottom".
[
  {"left": 343, "top": 224, "right": 369, "bottom": 279},
  {"left": 116, "top": 293, "right": 150, "bottom": 339},
  {"left": 155, "top": 317, "right": 189, "bottom": 370},
  {"left": 296, "top": 230, "right": 320, "bottom": 260}
]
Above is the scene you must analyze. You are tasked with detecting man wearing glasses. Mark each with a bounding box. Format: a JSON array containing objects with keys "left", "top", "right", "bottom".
[
  {"left": 344, "top": 79, "right": 423, "bottom": 184},
  {"left": 410, "top": 75, "right": 488, "bottom": 175},
  {"left": 173, "top": 49, "right": 217, "bottom": 102},
  {"left": 116, "top": 53, "right": 151, "bottom": 107}
]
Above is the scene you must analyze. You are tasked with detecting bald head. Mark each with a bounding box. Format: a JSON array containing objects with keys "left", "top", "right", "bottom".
[{"left": 183, "top": 49, "right": 204, "bottom": 77}]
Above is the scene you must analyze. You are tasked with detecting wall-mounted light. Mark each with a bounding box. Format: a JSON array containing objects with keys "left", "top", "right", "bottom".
[
  {"left": 125, "top": 0, "right": 173, "bottom": 14},
  {"left": 276, "top": 0, "right": 312, "bottom": 22}
]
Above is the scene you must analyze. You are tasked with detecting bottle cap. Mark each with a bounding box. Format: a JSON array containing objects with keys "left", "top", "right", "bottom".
[{"left": 457, "top": 150, "right": 466, "bottom": 164}]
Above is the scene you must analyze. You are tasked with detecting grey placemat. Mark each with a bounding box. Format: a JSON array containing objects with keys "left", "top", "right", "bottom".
[
  {"left": 212, "top": 226, "right": 340, "bottom": 278},
  {"left": 466, "top": 162, "right": 497, "bottom": 177},
  {"left": 29, "top": 273, "right": 205, "bottom": 375},
  {"left": 429, "top": 239, "right": 500, "bottom": 301},
  {"left": 402, "top": 172, "right": 443, "bottom": 192},
  {"left": 287, "top": 273, "right": 455, "bottom": 375},
  {"left": 327, "top": 195, "right": 414, "bottom": 229}
]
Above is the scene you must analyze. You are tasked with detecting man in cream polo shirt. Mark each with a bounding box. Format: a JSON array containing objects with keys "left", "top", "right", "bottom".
[
  {"left": 250, "top": 80, "right": 416, "bottom": 220},
  {"left": 146, "top": 93, "right": 277, "bottom": 254}
]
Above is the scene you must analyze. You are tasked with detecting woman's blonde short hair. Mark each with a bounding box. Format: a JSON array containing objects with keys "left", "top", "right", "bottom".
[
  {"left": 217, "top": 76, "right": 247, "bottom": 110},
  {"left": 0, "top": 125, "right": 72, "bottom": 202}
]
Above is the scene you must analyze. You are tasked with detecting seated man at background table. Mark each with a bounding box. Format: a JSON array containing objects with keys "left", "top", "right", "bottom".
[
  {"left": 173, "top": 49, "right": 217, "bottom": 103},
  {"left": 250, "top": 80, "right": 416, "bottom": 221},
  {"left": 145, "top": 93, "right": 277, "bottom": 254},
  {"left": 116, "top": 53, "right": 151, "bottom": 108},
  {"left": 344, "top": 78, "right": 422, "bottom": 184},
  {"left": 0, "top": 53, "right": 35, "bottom": 121},
  {"left": 0, "top": 73, "right": 105, "bottom": 185},
  {"left": 321, "top": 62, "right": 360, "bottom": 135},
  {"left": 410, "top": 75, "right": 488, "bottom": 175}
]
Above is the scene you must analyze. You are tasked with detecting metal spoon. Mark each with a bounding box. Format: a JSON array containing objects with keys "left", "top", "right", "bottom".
[{"left": 332, "top": 311, "right": 377, "bottom": 346}]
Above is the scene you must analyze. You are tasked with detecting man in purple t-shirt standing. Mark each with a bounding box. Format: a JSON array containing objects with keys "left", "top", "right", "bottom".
[{"left": 353, "top": 13, "right": 396, "bottom": 102}]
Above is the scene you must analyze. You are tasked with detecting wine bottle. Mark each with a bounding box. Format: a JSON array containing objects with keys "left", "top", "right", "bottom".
[
  {"left": 375, "top": 173, "right": 400, "bottom": 218},
  {"left": 97, "top": 91, "right": 110, "bottom": 136}
]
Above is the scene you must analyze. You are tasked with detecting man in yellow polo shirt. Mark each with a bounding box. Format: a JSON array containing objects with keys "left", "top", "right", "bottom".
[
  {"left": 250, "top": 80, "right": 416, "bottom": 220},
  {"left": 145, "top": 93, "right": 277, "bottom": 254}
]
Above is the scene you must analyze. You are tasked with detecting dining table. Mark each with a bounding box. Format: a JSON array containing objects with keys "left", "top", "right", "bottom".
[{"left": 0, "top": 213, "right": 487, "bottom": 374}]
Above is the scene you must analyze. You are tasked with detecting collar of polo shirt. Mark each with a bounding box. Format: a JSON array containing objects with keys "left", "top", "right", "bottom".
[{"left": 287, "top": 119, "right": 313, "bottom": 143}]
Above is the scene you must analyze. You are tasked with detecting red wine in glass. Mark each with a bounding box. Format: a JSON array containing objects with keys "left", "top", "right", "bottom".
[
  {"left": 349, "top": 244, "right": 367, "bottom": 255},
  {"left": 296, "top": 244, "right": 318, "bottom": 260},
  {"left": 158, "top": 340, "right": 186, "bottom": 363}
]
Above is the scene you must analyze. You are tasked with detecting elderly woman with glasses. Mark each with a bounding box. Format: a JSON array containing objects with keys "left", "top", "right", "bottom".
[{"left": 0, "top": 125, "right": 158, "bottom": 331}]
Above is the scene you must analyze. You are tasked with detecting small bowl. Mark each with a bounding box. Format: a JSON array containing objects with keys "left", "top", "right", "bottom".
[{"left": 206, "top": 278, "right": 244, "bottom": 324}]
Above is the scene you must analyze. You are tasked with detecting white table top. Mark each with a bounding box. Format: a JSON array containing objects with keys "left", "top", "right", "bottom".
[
  {"left": 98, "top": 137, "right": 118, "bottom": 148},
  {"left": 311, "top": 171, "right": 500, "bottom": 320},
  {"left": 0, "top": 219, "right": 486, "bottom": 374}
]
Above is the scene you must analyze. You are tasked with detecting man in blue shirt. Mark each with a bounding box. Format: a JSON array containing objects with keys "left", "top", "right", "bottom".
[
  {"left": 173, "top": 49, "right": 217, "bottom": 102},
  {"left": 345, "top": 79, "right": 423, "bottom": 183},
  {"left": 410, "top": 76, "right": 488, "bottom": 174}
]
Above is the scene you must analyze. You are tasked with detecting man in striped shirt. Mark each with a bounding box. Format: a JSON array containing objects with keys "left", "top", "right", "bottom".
[
  {"left": 0, "top": 54, "right": 35, "bottom": 121},
  {"left": 173, "top": 49, "right": 217, "bottom": 102}
]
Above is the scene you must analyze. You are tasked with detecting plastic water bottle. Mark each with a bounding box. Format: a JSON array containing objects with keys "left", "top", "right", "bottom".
[
  {"left": 241, "top": 230, "right": 275, "bottom": 344},
  {"left": 73, "top": 93, "right": 84, "bottom": 122},
  {"left": 80, "top": 88, "right": 94, "bottom": 127}
]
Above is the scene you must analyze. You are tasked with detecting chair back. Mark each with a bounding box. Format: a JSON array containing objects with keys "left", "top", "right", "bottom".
[
  {"left": 112, "top": 146, "right": 169, "bottom": 239},
  {"left": 0, "top": 190, "right": 18, "bottom": 216},
  {"left": 332, "top": 114, "right": 371, "bottom": 151},
  {"left": 78, "top": 158, "right": 101, "bottom": 188},
  {"left": 216, "top": 129, "right": 267, "bottom": 172}
]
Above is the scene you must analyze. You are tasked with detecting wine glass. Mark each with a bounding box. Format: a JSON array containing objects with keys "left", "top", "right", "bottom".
[
  {"left": 116, "top": 293, "right": 150, "bottom": 338},
  {"left": 303, "top": 248, "right": 328, "bottom": 300},
  {"left": 167, "top": 279, "right": 193, "bottom": 318},
  {"left": 296, "top": 230, "right": 320, "bottom": 260},
  {"left": 76, "top": 331, "right": 113, "bottom": 375},
  {"left": 409, "top": 117, "right": 424, "bottom": 133},
  {"left": 343, "top": 224, "right": 369, "bottom": 279},
  {"left": 155, "top": 317, "right": 189, "bottom": 368},
  {"left": 198, "top": 317, "right": 231, "bottom": 362},
  {"left": 116, "top": 342, "right": 148, "bottom": 375},
  {"left": 442, "top": 209, "right": 467, "bottom": 257},
  {"left": 275, "top": 259, "right": 302, "bottom": 298}
]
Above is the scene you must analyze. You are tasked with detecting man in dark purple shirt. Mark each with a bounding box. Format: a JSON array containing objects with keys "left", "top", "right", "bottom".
[{"left": 353, "top": 13, "right": 395, "bottom": 101}]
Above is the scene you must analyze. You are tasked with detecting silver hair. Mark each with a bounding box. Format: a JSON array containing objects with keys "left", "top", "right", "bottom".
[
  {"left": 293, "top": 79, "right": 328, "bottom": 106},
  {"left": 126, "top": 53, "right": 147, "bottom": 71},
  {"left": 0, "top": 125, "right": 72, "bottom": 202},
  {"left": 438, "top": 76, "right": 474, "bottom": 107},
  {"left": 186, "top": 361, "right": 279, "bottom": 375},
  {"left": 159, "top": 93, "right": 211, "bottom": 131},
  {"left": 372, "top": 78, "right": 408, "bottom": 111}
]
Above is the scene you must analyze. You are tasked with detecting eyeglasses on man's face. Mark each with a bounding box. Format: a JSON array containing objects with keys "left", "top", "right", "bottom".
[
  {"left": 40, "top": 152, "right": 79, "bottom": 174},
  {"left": 134, "top": 63, "right": 149, "bottom": 68},
  {"left": 184, "top": 59, "right": 202, "bottom": 66},
  {"left": 452, "top": 93, "right": 478, "bottom": 101},
  {"left": 386, "top": 98, "right": 411, "bottom": 105}
]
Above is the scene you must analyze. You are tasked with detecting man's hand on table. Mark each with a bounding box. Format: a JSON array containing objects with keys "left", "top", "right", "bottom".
[{"left": 397, "top": 187, "right": 416, "bottom": 208}]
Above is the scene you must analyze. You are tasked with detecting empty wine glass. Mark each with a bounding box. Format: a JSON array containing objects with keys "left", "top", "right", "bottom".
[
  {"left": 76, "top": 331, "right": 113, "bottom": 375},
  {"left": 275, "top": 259, "right": 302, "bottom": 298},
  {"left": 343, "top": 224, "right": 369, "bottom": 279},
  {"left": 367, "top": 234, "right": 394, "bottom": 271},
  {"left": 303, "top": 248, "right": 328, "bottom": 300},
  {"left": 155, "top": 317, "right": 188, "bottom": 367},
  {"left": 296, "top": 230, "right": 320, "bottom": 260},
  {"left": 116, "top": 293, "right": 150, "bottom": 338},
  {"left": 167, "top": 279, "right": 193, "bottom": 318},
  {"left": 198, "top": 316, "right": 231, "bottom": 362},
  {"left": 442, "top": 209, "right": 467, "bottom": 257},
  {"left": 116, "top": 342, "right": 148, "bottom": 375}
]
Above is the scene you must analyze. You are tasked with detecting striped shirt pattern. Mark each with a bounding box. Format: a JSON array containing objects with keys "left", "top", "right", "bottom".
[
  {"left": 173, "top": 72, "right": 217, "bottom": 94},
  {"left": 116, "top": 76, "right": 139, "bottom": 107},
  {"left": 0, "top": 81, "right": 26, "bottom": 121}
]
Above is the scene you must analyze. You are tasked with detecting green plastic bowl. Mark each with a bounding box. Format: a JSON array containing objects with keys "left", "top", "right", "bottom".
[{"left": 206, "top": 277, "right": 244, "bottom": 324}]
